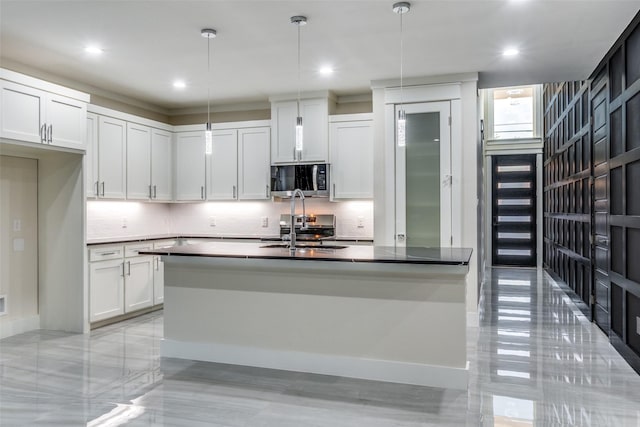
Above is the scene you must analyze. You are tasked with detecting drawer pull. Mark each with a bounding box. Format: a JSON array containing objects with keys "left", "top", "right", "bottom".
[{"left": 100, "top": 251, "right": 117, "bottom": 256}]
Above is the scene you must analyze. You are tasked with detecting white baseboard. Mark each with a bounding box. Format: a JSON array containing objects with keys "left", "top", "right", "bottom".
[
  {"left": 162, "top": 339, "right": 469, "bottom": 390},
  {"left": 0, "top": 315, "right": 40, "bottom": 339}
]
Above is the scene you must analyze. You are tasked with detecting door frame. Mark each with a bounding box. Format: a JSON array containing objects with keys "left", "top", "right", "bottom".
[
  {"left": 490, "top": 154, "right": 538, "bottom": 266},
  {"left": 484, "top": 147, "right": 543, "bottom": 268},
  {"left": 394, "top": 101, "right": 452, "bottom": 247},
  {"left": 383, "top": 83, "right": 463, "bottom": 247}
]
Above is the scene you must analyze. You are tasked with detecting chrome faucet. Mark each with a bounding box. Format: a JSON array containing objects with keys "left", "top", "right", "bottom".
[{"left": 289, "top": 188, "right": 306, "bottom": 251}]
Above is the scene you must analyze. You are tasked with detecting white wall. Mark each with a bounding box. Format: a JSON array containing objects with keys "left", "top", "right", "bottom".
[
  {"left": 0, "top": 142, "right": 86, "bottom": 336},
  {"left": 86, "top": 199, "right": 373, "bottom": 241},
  {"left": 0, "top": 156, "right": 39, "bottom": 339}
]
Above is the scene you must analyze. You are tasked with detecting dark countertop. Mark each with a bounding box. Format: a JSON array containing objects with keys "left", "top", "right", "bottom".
[
  {"left": 87, "top": 235, "right": 374, "bottom": 246},
  {"left": 139, "top": 242, "right": 472, "bottom": 266}
]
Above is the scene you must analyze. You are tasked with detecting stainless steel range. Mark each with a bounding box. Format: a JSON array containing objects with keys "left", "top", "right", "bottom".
[{"left": 279, "top": 214, "right": 336, "bottom": 241}]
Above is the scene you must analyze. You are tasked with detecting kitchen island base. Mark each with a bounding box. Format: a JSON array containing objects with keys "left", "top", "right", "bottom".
[{"left": 160, "top": 253, "right": 469, "bottom": 390}]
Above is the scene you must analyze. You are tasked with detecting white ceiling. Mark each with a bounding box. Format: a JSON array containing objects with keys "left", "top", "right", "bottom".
[{"left": 1, "top": 0, "right": 639, "bottom": 112}]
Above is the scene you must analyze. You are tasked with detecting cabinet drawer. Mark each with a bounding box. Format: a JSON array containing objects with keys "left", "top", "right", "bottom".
[
  {"left": 152, "top": 239, "right": 176, "bottom": 249},
  {"left": 125, "top": 242, "right": 154, "bottom": 257},
  {"left": 89, "top": 245, "right": 124, "bottom": 262}
]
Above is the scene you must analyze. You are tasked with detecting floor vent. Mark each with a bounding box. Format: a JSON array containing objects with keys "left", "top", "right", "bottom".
[{"left": 0, "top": 295, "right": 6, "bottom": 316}]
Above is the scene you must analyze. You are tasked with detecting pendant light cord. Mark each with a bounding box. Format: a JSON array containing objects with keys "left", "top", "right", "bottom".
[
  {"left": 399, "top": 8, "right": 404, "bottom": 109},
  {"left": 297, "top": 22, "right": 301, "bottom": 117},
  {"left": 207, "top": 35, "right": 211, "bottom": 127}
]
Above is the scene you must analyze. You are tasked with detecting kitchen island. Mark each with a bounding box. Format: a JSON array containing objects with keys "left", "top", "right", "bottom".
[{"left": 142, "top": 242, "right": 472, "bottom": 389}]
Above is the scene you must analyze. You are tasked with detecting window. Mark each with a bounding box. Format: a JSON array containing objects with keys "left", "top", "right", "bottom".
[{"left": 485, "top": 85, "right": 542, "bottom": 141}]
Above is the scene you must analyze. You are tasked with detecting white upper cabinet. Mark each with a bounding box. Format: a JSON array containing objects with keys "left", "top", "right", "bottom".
[
  {"left": 329, "top": 114, "right": 374, "bottom": 199},
  {"left": 207, "top": 129, "right": 238, "bottom": 200},
  {"left": 206, "top": 125, "right": 270, "bottom": 201},
  {"left": 271, "top": 100, "right": 297, "bottom": 163},
  {"left": 175, "top": 131, "right": 206, "bottom": 201},
  {"left": 0, "top": 81, "right": 45, "bottom": 143},
  {"left": 0, "top": 70, "right": 88, "bottom": 149},
  {"left": 88, "top": 105, "right": 174, "bottom": 201},
  {"left": 238, "top": 127, "right": 270, "bottom": 199},
  {"left": 150, "top": 128, "right": 173, "bottom": 201},
  {"left": 98, "top": 116, "right": 127, "bottom": 199},
  {"left": 86, "top": 113, "right": 99, "bottom": 198},
  {"left": 270, "top": 97, "right": 331, "bottom": 164},
  {"left": 126, "top": 123, "right": 152, "bottom": 200},
  {"left": 45, "top": 94, "right": 87, "bottom": 149}
]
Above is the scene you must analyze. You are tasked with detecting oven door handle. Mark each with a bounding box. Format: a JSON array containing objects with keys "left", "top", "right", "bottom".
[{"left": 312, "top": 165, "right": 318, "bottom": 191}]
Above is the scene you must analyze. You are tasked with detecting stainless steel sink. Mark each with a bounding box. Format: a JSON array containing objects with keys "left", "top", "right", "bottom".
[{"left": 260, "top": 243, "right": 348, "bottom": 250}]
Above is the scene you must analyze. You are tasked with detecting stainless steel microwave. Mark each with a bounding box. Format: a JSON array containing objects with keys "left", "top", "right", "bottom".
[{"left": 270, "top": 164, "right": 329, "bottom": 197}]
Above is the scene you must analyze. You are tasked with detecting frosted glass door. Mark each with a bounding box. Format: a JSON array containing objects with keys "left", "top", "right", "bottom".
[{"left": 395, "top": 101, "right": 451, "bottom": 247}]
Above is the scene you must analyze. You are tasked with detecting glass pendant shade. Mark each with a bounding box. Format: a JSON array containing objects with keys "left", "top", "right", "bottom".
[
  {"left": 295, "top": 116, "right": 303, "bottom": 152},
  {"left": 397, "top": 109, "right": 406, "bottom": 147},
  {"left": 205, "top": 123, "right": 213, "bottom": 155},
  {"left": 201, "top": 28, "right": 216, "bottom": 156}
]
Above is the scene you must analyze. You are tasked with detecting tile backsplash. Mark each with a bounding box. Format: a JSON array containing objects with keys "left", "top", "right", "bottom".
[
  {"left": 87, "top": 199, "right": 373, "bottom": 241},
  {"left": 86, "top": 201, "right": 172, "bottom": 240}
]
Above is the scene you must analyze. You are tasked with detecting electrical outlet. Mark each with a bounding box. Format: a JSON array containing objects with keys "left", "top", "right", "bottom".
[
  {"left": 13, "top": 238, "right": 24, "bottom": 252},
  {"left": 209, "top": 216, "right": 216, "bottom": 227},
  {"left": 261, "top": 217, "right": 269, "bottom": 228},
  {"left": 13, "top": 219, "right": 21, "bottom": 232},
  {"left": 357, "top": 216, "right": 365, "bottom": 228},
  {"left": 122, "top": 217, "right": 127, "bottom": 228}
]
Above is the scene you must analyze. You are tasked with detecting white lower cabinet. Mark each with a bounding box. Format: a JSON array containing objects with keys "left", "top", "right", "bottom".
[
  {"left": 151, "top": 240, "right": 174, "bottom": 305},
  {"left": 124, "top": 255, "right": 154, "bottom": 312},
  {"left": 152, "top": 255, "right": 164, "bottom": 305},
  {"left": 89, "top": 241, "right": 165, "bottom": 325},
  {"left": 89, "top": 258, "right": 125, "bottom": 323}
]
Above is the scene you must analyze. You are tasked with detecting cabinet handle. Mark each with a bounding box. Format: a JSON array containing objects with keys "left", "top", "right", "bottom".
[
  {"left": 232, "top": 185, "right": 236, "bottom": 199},
  {"left": 201, "top": 186, "right": 204, "bottom": 200},
  {"left": 333, "top": 183, "right": 336, "bottom": 198},
  {"left": 100, "top": 182, "right": 105, "bottom": 197},
  {"left": 48, "top": 124, "right": 53, "bottom": 143},
  {"left": 293, "top": 146, "right": 296, "bottom": 161},
  {"left": 266, "top": 185, "right": 269, "bottom": 198},
  {"left": 154, "top": 257, "right": 159, "bottom": 271},
  {"left": 121, "top": 262, "right": 125, "bottom": 277},
  {"left": 40, "top": 124, "right": 46, "bottom": 142},
  {"left": 127, "top": 261, "right": 131, "bottom": 276},
  {"left": 149, "top": 185, "right": 153, "bottom": 199},
  {"left": 100, "top": 251, "right": 116, "bottom": 256},
  {"left": 153, "top": 185, "right": 157, "bottom": 199},
  {"left": 94, "top": 181, "right": 99, "bottom": 197}
]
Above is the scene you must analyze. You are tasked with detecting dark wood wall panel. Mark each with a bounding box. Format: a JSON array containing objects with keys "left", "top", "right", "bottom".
[
  {"left": 543, "top": 81, "right": 592, "bottom": 317},
  {"left": 605, "top": 15, "right": 640, "bottom": 371},
  {"left": 544, "top": 12, "right": 640, "bottom": 373},
  {"left": 543, "top": 10, "right": 640, "bottom": 372}
]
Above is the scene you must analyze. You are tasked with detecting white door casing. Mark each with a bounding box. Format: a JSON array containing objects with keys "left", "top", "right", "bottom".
[
  {"left": 394, "top": 101, "right": 452, "bottom": 247},
  {"left": 383, "top": 83, "right": 463, "bottom": 248}
]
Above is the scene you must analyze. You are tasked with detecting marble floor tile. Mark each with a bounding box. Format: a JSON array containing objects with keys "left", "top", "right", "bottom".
[{"left": 1, "top": 268, "right": 640, "bottom": 426}]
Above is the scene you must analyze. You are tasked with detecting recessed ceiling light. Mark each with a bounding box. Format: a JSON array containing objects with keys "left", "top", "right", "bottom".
[
  {"left": 319, "top": 66, "right": 334, "bottom": 76},
  {"left": 173, "top": 80, "right": 186, "bottom": 89},
  {"left": 503, "top": 48, "right": 519, "bottom": 57},
  {"left": 84, "top": 45, "right": 103, "bottom": 55}
]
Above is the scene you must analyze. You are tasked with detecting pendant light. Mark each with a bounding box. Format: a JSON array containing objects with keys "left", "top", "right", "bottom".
[
  {"left": 393, "top": 2, "right": 410, "bottom": 147},
  {"left": 291, "top": 15, "right": 307, "bottom": 158},
  {"left": 201, "top": 28, "right": 217, "bottom": 155}
]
